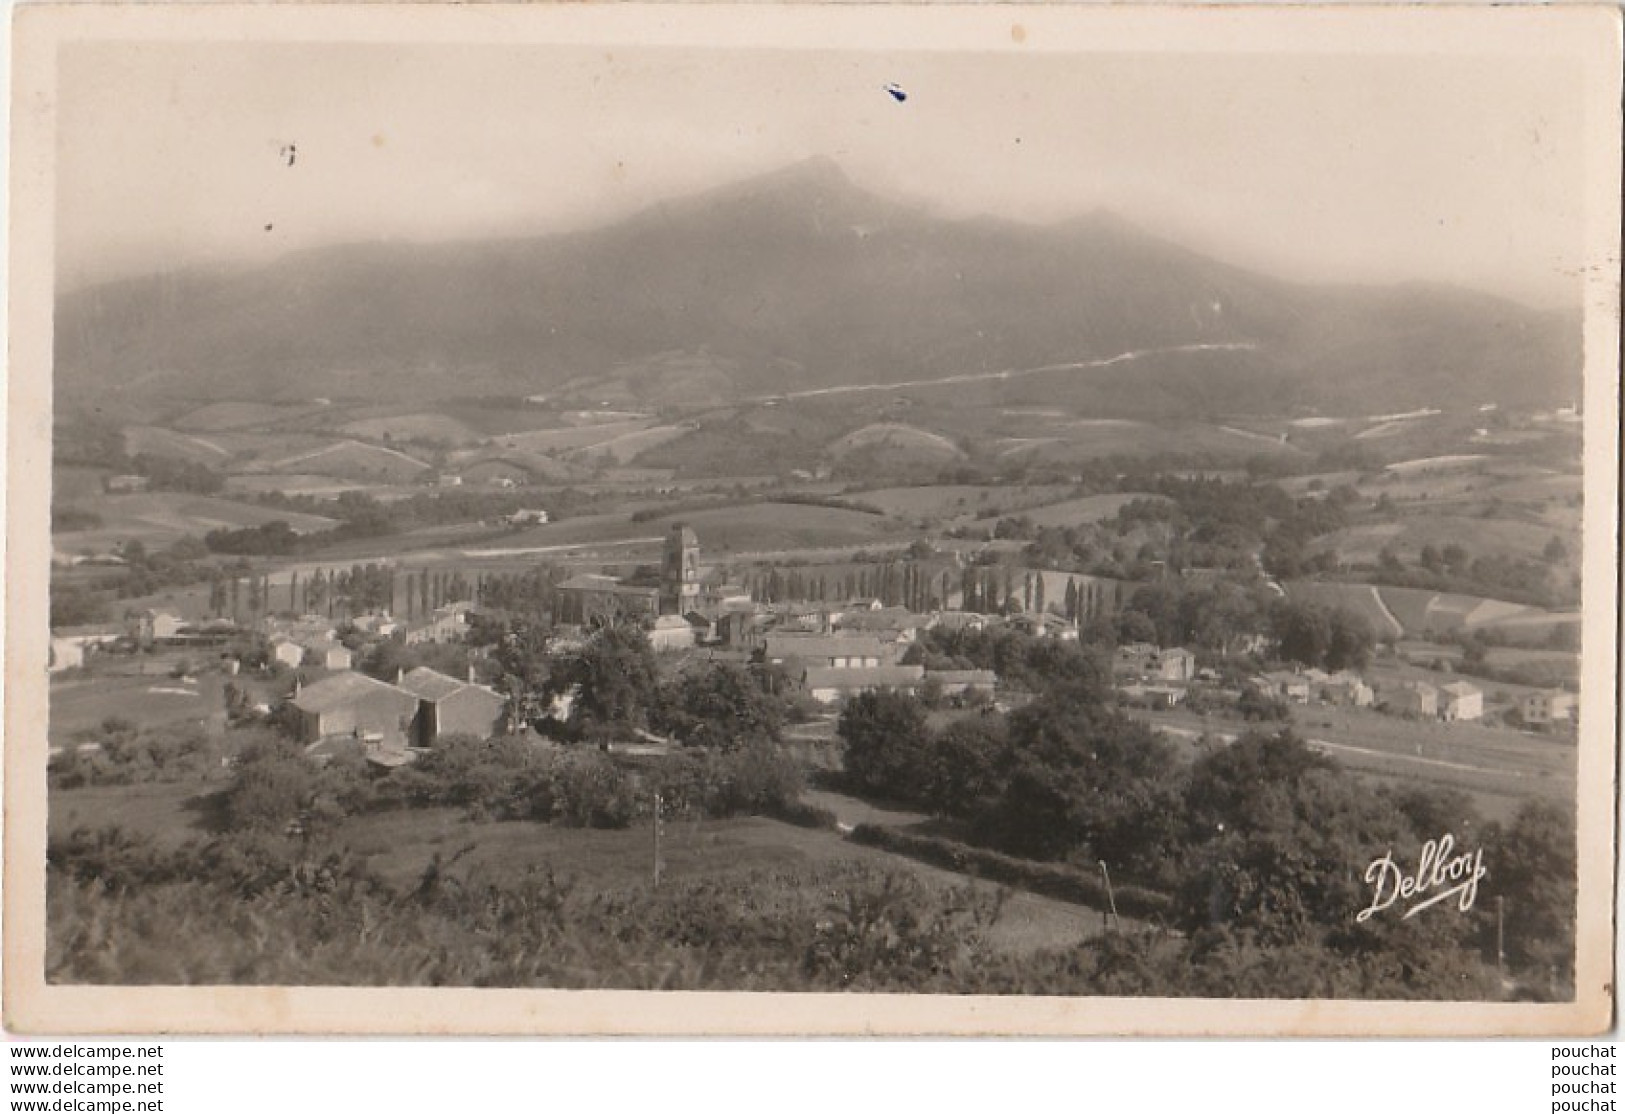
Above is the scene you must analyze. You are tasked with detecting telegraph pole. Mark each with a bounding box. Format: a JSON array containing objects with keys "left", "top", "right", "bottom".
[
  {"left": 1099, "top": 860, "right": 1120, "bottom": 932},
  {"left": 652, "top": 792, "right": 663, "bottom": 888},
  {"left": 1496, "top": 896, "right": 1506, "bottom": 984}
]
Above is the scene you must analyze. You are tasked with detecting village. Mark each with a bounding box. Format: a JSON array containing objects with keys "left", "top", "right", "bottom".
[{"left": 49, "top": 515, "right": 1577, "bottom": 817}]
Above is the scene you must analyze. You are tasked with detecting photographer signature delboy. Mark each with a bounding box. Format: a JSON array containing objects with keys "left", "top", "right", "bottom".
[{"left": 1357, "top": 834, "right": 1488, "bottom": 922}]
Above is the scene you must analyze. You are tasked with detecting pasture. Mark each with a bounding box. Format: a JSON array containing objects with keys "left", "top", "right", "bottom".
[
  {"left": 334, "top": 810, "right": 1116, "bottom": 953},
  {"left": 45, "top": 781, "right": 1112, "bottom": 955},
  {"left": 339, "top": 413, "right": 485, "bottom": 446},
  {"left": 1315, "top": 513, "right": 1573, "bottom": 569},
  {"left": 998, "top": 420, "right": 1308, "bottom": 463},
  {"left": 492, "top": 419, "right": 657, "bottom": 455},
  {"left": 989, "top": 492, "right": 1169, "bottom": 529},
  {"left": 1285, "top": 579, "right": 1573, "bottom": 641},
  {"left": 642, "top": 502, "right": 906, "bottom": 555},
  {"left": 846, "top": 484, "right": 1073, "bottom": 522},
  {"left": 53, "top": 492, "right": 339, "bottom": 551},
  {"left": 49, "top": 666, "right": 227, "bottom": 749}
]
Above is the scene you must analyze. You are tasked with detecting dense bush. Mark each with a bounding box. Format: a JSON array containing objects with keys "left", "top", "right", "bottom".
[
  {"left": 50, "top": 720, "right": 221, "bottom": 789},
  {"left": 45, "top": 825, "right": 1503, "bottom": 998}
]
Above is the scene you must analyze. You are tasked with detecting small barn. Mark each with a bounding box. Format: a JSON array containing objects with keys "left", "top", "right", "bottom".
[
  {"left": 291, "top": 672, "right": 420, "bottom": 750},
  {"left": 396, "top": 666, "right": 508, "bottom": 746}
]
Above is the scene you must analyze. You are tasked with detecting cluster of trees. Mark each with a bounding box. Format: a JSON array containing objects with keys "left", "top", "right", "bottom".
[
  {"left": 124, "top": 453, "right": 226, "bottom": 495},
  {"left": 204, "top": 493, "right": 400, "bottom": 556},
  {"left": 1364, "top": 542, "right": 1575, "bottom": 609},
  {"left": 205, "top": 563, "right": 475, "bottom": 624},
  {"left": 249, "top": 488, "right": 599, "bottom": 536},
  {"left": 631, "top": 493, "right": 886, "bottom": 525},
  {"left": 477, "top": 567, "right": 560, "bottom": 617},
  {"left": 1017, "top": 478, "right": 1355, "bottom": 583},
  {"left": 49, "top": 719, "right": 221, "bottom": 789},
  {"left": 746, "top": 559, "right": 952, "bottom": 610},
  {"left": 51, "top": 413, "right": 227, "bottom": 493},
  {"left": 836, "top": 682, "right": 1576, "bottom": 997},
  {"left": 1269, "top": 599, "right": 1376, "bottom": 671},
  {"left": 50, "top": 537, "right": 223, "bottom": 628},
  {"left": 916, "top": 625, "right": 1112, "bottom": 693}
]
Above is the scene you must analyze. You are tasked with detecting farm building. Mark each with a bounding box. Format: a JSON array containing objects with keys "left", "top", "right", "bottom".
[
  {"left": 395, "top": 666, "right": 507, "bottom": 746},
  {"left": 351, "top": 612, "right": 399, "bottom": 637},
  {"left": 266, "top": 615, "right": 338, "bottom": 644},
  {"left": 302, "top": 640, "right": 353, "bottom": 671},
  {"left": 1320, "top": 672, "right": 1375, "bottom": 707},
  {"left": 1521, "top": 689, "right": 1576, "bottom": 725},
  {"left": 49, "top": 636, "right": 86, "bottom": 672},
  {"left": 1439, "top": 681, "right": 1484, "bottom": 723},
  {"left": 763, "top": 634, "right": 887, "bottom": 670},
  {"left": 404, "top": 601, "right": 474, "bottom": 645},
  {"left": 802, "top": 664, "right": 925, "bottom": 704},
  {"left": 1389, "top": 681, "right": 1440, "bottom": 718},
  {"left": 1121, "top": 683, "right": 1186, "bottom": 709},
  {"left": 104, "top": 474, "right": 150, "bottom": 494},
  {"left": 290, "top": 672, "right": 419, "bottom": 750},
  {"left": 128, "top": 609, "right": 184, "bottom": 646},
  {"left": 834, "top": 607, "right": 926, "bottom": 644},
  {"left": 270, "top": 638, "right": 305, "bottom": 669},
  {"left": 933, "top": 610, "right": 988, "bottom": 634},
  {"left": 504, "top": 508, "right": 550, "bottom": 525},
  {"left": 1256, "top": 671, "right": 1312, "bottom": 704},
  {"left": 49, "top": 624, "right": 122, "bottom": 672},
  {"left": 1153, "top": 647, "right": 1197, "bottom": 683}
]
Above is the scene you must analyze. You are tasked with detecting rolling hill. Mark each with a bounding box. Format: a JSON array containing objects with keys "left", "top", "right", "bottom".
[{"left": 56, "top": 159, "right": 1580, "bottom": 421}]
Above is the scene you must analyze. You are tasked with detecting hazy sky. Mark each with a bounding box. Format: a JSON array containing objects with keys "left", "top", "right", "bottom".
[{"left": 57, "top": 38, "right": 1589, "bottom": 307}]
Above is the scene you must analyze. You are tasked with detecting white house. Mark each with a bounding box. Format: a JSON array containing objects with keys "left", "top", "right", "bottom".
[
  {"left": 1439, "top": 681, "right": 1483, "bottom": 723},
  {"left": 270, "top": 638, "right": 305, "bottom": 669},
  {"left": 1521, "top": 689, "right": 1577, "bottom": 725},
  {"left": 302, "top": 640, "right": 353, "bottom": 671}
]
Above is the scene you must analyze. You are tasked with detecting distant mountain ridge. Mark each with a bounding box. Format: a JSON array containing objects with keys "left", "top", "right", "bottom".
[{"left": 55, "top": 158, "right": 1580, "bottom": 418}]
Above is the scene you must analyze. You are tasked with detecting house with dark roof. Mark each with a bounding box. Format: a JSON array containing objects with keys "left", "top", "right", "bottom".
[
  {"left": 395, "top": 666, "right": 508, "bottom": 746},
  {"left": 801, "top": 664, "right": 925, "bottom": 704},
  {"left": 291, "top": 672, "right": 420, "bottom": 750},
  {"left": 763, "top": 634, "right": 887, "bottom": 669}
]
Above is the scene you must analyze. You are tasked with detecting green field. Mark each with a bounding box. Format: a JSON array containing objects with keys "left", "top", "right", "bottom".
[
  {"left": 47, "top": 783, "right": 1111, "bottom": 954},
  {"left": 986, "top": 492, "right": 1169, "bottom": 529},
  {"left": 644, "top": 502, "right": 905, "bottom": 554},
  {"left": 339, "top": 413, "right": 485, "bottom": 446},
  {"left": 1316, "top": 514, "right": 1574, "bottom": 569},
  {"left": 999, "top": 421, "right": 1309, "bottom": 464},
  {"left": 849, "top": 484, "right": 1072, "bottom": 521},
  {"left": 54, "top": 492, "right": 339, "bottom": 551},
  {"left": 50, "top": 666, "right": 228, "bottom": 749}
]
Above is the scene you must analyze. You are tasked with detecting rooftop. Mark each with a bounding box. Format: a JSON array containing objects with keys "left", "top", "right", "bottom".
[
  {"left": 293, "top": 672, "right": 418, "bottom": 715},
  {"left": 395, "top": 666, "right": 469, "bottom": 702},
  {"left": 764, "top": 634, "right": 888, "bottom": 660},
  {"left": 802, "top": 665, "right": 925, "bottom": 689}
]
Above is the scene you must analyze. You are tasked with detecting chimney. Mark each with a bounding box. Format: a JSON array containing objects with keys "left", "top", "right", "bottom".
[
  {"left": 293, "top": 677, "right": 302, "bottom": 697},
  {"left": 467, "top": 664, "right": 476, "bottom": 684},
  {"left": 396, "top": 667, "right": 404, "bottom": 685}
]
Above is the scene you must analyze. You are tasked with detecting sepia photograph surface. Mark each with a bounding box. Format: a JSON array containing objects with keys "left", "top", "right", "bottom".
[{"left": 6, "top": 3, "right": 1620, "bottom": 1035}]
